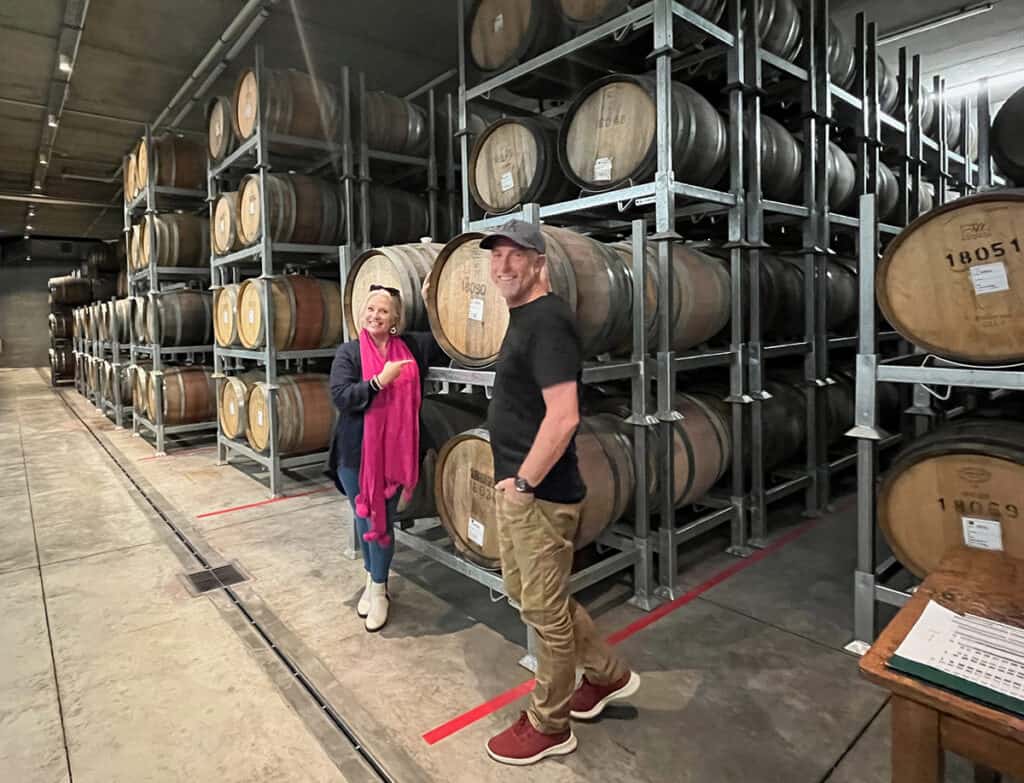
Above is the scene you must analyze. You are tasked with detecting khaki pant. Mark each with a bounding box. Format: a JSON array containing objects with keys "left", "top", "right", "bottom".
[{"left": 496, "top": 492, "right": 629, "bottom": 734}]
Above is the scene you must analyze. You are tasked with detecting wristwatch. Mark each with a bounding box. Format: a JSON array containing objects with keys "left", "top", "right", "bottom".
[{"left": 514, "top": 476, "right": 534, "bottom": 494}]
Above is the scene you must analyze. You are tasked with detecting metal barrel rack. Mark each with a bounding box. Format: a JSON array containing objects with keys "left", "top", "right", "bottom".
[
  {"left": 847, "top": 72, "right": 1008, "bottom": 651},
  {"left": 377, "top": 0, "right": 1003, "bottom": 644},
  {"left": 125, "top": 123, "right": 214, "bottom": 455},
  {"left": 209, "top": 43, "right": 451, "bottom": 496}
]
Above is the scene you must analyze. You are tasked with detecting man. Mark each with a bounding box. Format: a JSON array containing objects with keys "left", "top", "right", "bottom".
[{"left": 481, "top": 220, "right": 640, "bottom": 766}]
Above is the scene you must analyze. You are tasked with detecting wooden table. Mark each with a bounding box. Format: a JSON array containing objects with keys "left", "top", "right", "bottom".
[{"left": 860, "top": 547, "right": 1024, "bottom": 782}]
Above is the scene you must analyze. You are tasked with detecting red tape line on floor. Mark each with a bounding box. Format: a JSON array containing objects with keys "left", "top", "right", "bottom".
[
  {"left": 421, "top": 517, "right": 819, "bottom": 746},
  {"left": 196, "top": 486, "right": 332, "bottom": 519}
]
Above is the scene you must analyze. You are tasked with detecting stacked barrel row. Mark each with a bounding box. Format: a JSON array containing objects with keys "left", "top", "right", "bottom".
[
  {"left": 331, "top": 217, "right": 869, "bottom": 567},
  {"left": 467, "top": 76, "right": 939, "bottom": 219},
  {"left": 206, "top": 65, "right": 446, "bottom": 258},
  {"left": 342, "top": 228, "right": 857, "bottom": 372},
  {"left": 206, "top": 60, "right": 468, "bottom": 473},
  {"left": 48, "top": 242, "right": 128, "bottom": 385},
  {"left": 463, "top": 0, "right": 980, "bottom": 219}
]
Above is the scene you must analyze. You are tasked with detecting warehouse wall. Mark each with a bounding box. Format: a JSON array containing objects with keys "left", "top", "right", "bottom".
[{"left": 0, "top": 262, "right": 71, "bottom": 368}]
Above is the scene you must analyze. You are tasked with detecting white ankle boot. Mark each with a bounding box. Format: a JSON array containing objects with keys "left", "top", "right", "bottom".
[
  {"left": 357, "top": 573, "right": 372, "bottom": 618},
  {"left": 365, "top": 581, "right": 389, "bottom": 632}
]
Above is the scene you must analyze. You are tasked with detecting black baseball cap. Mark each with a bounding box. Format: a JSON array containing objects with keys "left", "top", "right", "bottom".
[{"left": 479, "top": 219, "right": 546, "bottom": 253}]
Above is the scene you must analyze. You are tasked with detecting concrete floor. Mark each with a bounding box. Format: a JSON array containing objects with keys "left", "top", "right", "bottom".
[{"left": 0, "top": 367, "right": 988, "bottom": 782}]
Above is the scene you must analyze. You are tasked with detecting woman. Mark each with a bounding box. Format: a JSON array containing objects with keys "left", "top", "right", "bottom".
[{"left": 328, "top": 283, "right": 444, "bottom": 632}]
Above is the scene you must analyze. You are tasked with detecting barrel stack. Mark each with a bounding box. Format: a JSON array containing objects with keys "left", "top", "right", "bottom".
[
  {"left": 123, "top": 125, "right": 214, "bottom": 449},
  {"left": 399, "top": 0, "right": 1004, "bottom": 602},
  {"left": 207, "top": 58, "right": 454, "bottom": 496}
]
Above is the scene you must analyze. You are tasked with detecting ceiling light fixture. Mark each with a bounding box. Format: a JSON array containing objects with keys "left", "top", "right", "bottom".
[
  {"left": 879, "top": 3, "right": 994, "bottom": 46},
  {"left": 26, "top": 225, "right": 33, "bottom": 231},
  {"left": 23, "top": 234, "right": 29, "bottom": 240},
  {"left": 39, "top": 156, "right": 48, "bottom": 165},
  {"left": 47, "top": 114, "right": 58, "bottom": 128},
  {"left": 33, "top": 183, "right": 42, "bottom": 191},
  {"left": 58, "top": 53, "right": 73, "bottom": 74}
]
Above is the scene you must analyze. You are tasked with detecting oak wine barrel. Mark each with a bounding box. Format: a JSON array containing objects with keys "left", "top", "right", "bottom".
[
  {"left": 366, "top": 185, "right": 431, "bottom": 246},
  {"left": 761, "top": 379, "right": 807, "bottom": 470},
  {"left": 87, "top": 304, "right": 102, "bottom": 343},
  {"left": 136, "top": 134, "right": 205, "bottom": 192},
  {"left": 146, "top": 289, "right": 213, "bottom": 347},
  {"left": 396, "top": 394, "right": 491, "bottom": 521},
  {"left": 753, "top": 0, "right": 803, "bottom": 62},
  {"left": 364, "top": 91, "right": 428, "bottom": 155},
  {"left": 86, "top": 244, "right": 121, "bottom": 275},
  {"left": 48, "top": 276, "right": 93, "bottom": 306},
  {"left": 755, "top": 116, "right": 803, "bottom": 203},
  {"left": 877, "top": 191, "right": 1024, "bottom": 363},
  {"left": 86, "top": 357, "right": 101, "bottom": 393},
  {"left": 591, "top": 392, "right": 731, "bottom": 513},
  {"left": 131, "top": 364, "right": 153, "bottom": 417},
  {"left": 100, "top": 361, "right": 132, "bottom": 405},
  {"left": 607, "top": 240, "right": 731, "bottom": 352},
  {"left": 559, "top": 73, "right": 728, "bottom": 192},
  {"left": 131, "top": 296, "right": 149, "bottom": 344},
  {"left": 434, "top": 415, "right": 635, "bottom": 569},
  {"left": 877, "top": 56, "right": 900, "bottom": 116},
  {"left": 426, "top": 227, "right": 627, "bottom": 366},
  {"left": 125, "top": 151, "right": 138, "bottom": 201},
  {"left": 212, "top": 191, "right": 244, "bottom": 256},
  {"left": 236, "top": 275, "right": 343, "bottom": 350},
  {"left": 992, "top": 85, "right": 1024, "bottom": 186},
  {"left": 218, "top": 370, "right": 263, "bottom": 441},
  {"left": 213, "top": 283, "right": 242, "bottom": 347},
  {"left": 467, "top": 0, "right": 571, "bottom": 97},
  {"left": 827, "top": 19, "right": 856, "bottom": 90},
  {"left": 428, "top": 228, "right": 731, "bottom": 366},
  {"left": 206, "top": 95, "right": 237, "bottom": 163},
  {"left": 49, "top": 346, "right": 74, "bottom": 379},
  {"left": 96, "top": 302, "right": 112, "bottom": 342},
  {"left": 245, "top": 374, "right": 337, "bottom": 455},
  {"left": 49, "top": 312, "right": 73, "bottom": 339},
  {"left": 237, "top": 174, "right": 344, "bottom": 247},
  {"left": 826, "top": 369, "right": 856, "bottom": 445},
  {"left": 878, "top": 418, "right": 1024, "bottom": 577},
  {"left": 129, "top": 223, "right": 144, "bottom": 270},
  {"left": 827, "top": 141, "right": 857, "bottom": 212},
  {"left": 469, "top": 116, "right": 571, "bottom": 213},
  {"left": 344, "top": 242, "right": 442, "bottom": 336},
  {"left": 233, "top": 68, "right": 339, "bottom": 143},
  {"left": 150, "top": 366, "right": 216, "bottom": 426},
  {"left": 140, "top": 213, "right": 209, "bottom": 269}
]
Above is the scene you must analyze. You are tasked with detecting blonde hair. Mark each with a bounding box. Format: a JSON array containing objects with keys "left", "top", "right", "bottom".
[{"left": 360, "top": 288, "right": 404, "bottom": 333}]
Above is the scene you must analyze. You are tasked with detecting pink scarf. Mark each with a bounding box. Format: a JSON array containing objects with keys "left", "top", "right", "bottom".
[{"left": 356, "top": 329, "right": 420, "bottom": 547}]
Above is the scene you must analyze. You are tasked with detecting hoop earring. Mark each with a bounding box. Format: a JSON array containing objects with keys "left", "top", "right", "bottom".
[{"left": 389, "top": 326, "right": 398, "bottom": 335}]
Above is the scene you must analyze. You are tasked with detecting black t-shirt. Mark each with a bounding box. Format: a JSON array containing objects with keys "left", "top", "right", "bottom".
[{"left": 488, "top": 293, "right": 586, "bottom": 504}]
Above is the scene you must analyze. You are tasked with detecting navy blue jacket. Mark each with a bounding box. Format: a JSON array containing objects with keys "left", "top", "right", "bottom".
[{"left": 327, "top": 332, "right": 446, "bottom": 492}]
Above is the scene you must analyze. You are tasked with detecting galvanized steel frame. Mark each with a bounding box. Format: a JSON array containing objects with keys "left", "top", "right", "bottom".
[
  {"left": 124, "top": 122, "right": 215, "bottom": 455},
  {"left": 848, "top": 67, "right": 1003, "bottom": 647},
  {"left": 208, "top": 44, "right": 448, "bottom": 498}
]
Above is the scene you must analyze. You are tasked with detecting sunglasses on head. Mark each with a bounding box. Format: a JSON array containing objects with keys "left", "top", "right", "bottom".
[{"left": 369, "top": 284, "right": 400, "bottom": 297}]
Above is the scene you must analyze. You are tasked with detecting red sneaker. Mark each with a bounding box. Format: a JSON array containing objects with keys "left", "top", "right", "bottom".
[
  {"left": 486, "top": 712, "right": 577, "bottom": 766},
  {"left": 570, "top": 671, "right": 641, "bottom": 720}
]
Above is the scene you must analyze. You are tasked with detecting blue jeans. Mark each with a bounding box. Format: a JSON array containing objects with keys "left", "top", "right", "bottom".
[{"left": 337, "top": 465, "right": 397, "bottom": 584}]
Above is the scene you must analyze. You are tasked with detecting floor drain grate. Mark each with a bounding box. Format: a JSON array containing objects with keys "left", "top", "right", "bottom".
[{"left": 184, "top": 564, "right": 247, "bottom": 594}]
